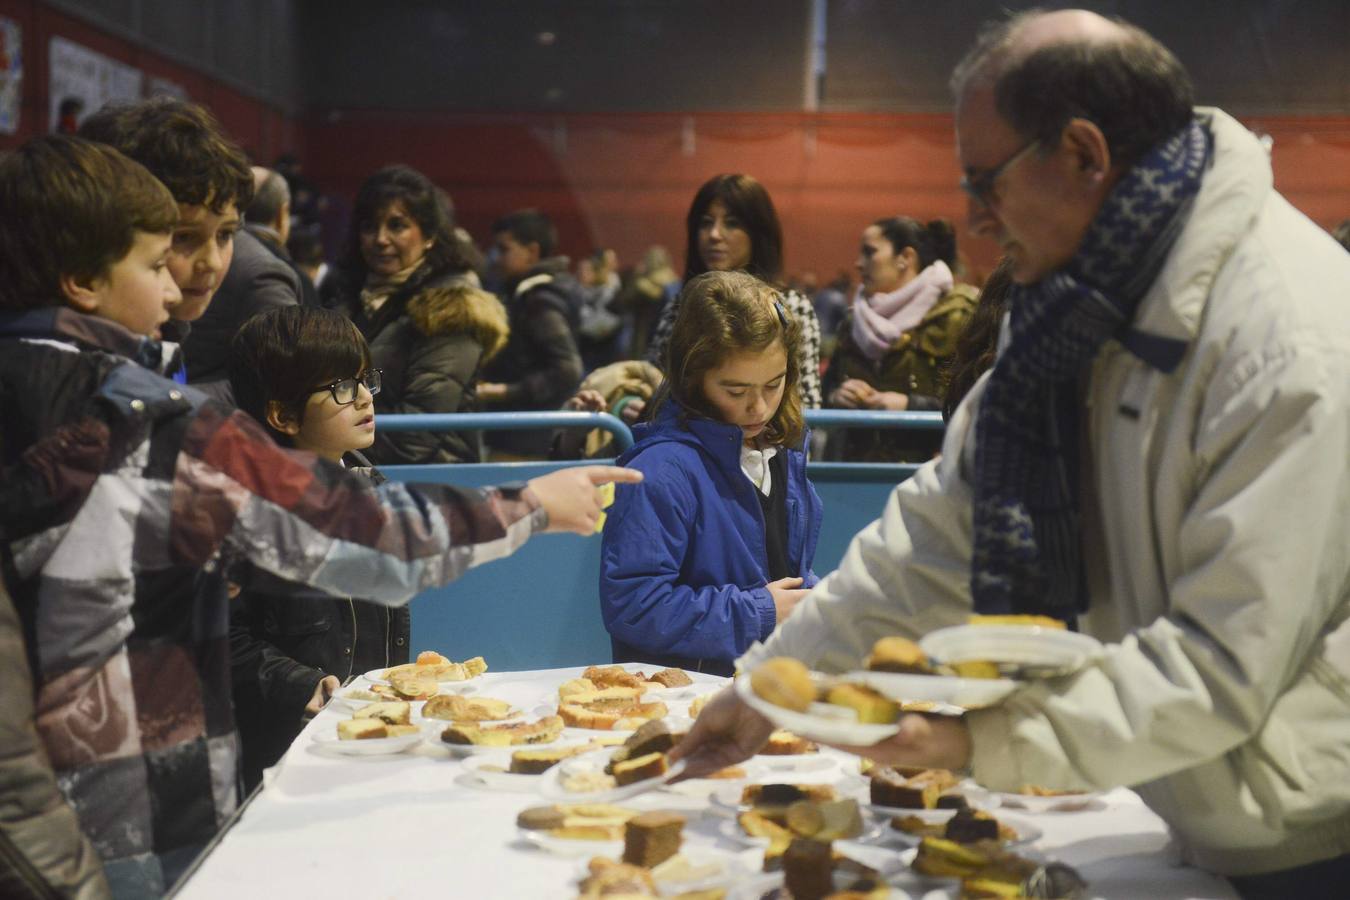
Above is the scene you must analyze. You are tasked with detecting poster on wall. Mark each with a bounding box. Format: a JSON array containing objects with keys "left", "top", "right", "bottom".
[
  {"left": 48, "top": 36, "right": 141, "bottom": 133},
  {"left": 0, "top": 16, "right": 21, "bottom": 135}
]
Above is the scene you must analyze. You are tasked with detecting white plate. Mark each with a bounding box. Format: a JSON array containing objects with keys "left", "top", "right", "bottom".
[
  {"left": 992, "top": 789, "right": 1106, "bottom": 813},
  {"left": 753, "top": 752, "right": 838, "bottom": 775},
  {"left": 538, "top": 749, "right": 688, "bottom": 803},
  {"left": 362, "top": 666, "right": 485, "bottom": 687},
  {"left": 328, "top": 691, "right": 434, "bottom": 714},
  {"left": 715, "top": 812, "right": 885, "bottom": 848},
  {"left": 842, "top": 669, "right": 1016, "bottom": 709},
  {"left": 884, "top": 810, "right": 1043, "bottom": 847},
  {"left": 572, "top": 846, "right": 753, "bottom": 896},
  {"left": 458, "top": 752, "right": 549, "bottom": 791},
  {"left": 659, "top": 761, "right": 763, "bottom": 799},
  {"left": 517, "top": 827, "right": 622, "bottom": 859},
  {"left": 919, "top": 625, "right": 1103, "bottom": 677},
  {"left": 735, "top": 675, "right": 901, "bottom": 746},
  {"left": 310, "top": 730, "right": 422, "bottom": 756}
]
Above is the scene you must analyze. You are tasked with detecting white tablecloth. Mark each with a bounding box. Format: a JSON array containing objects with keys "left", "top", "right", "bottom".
[{"left": 174, "top": 666, "right": 1236, "bottom": 899}]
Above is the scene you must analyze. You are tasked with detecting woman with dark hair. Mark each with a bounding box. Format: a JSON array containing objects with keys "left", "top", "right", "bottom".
[
  {"left": 823, "top": 216, "right": 979, "bottom": 461},
  {"left": 325, "top": 164, "right": 507, "bottom": 464},
  {"left": 646, "top": 174, "right": 822, "bottom": 408}
]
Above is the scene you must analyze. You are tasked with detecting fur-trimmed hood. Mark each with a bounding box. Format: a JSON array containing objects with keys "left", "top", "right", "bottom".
[{"left": 406, "top": 280, "right": 510, "bottom": 362}]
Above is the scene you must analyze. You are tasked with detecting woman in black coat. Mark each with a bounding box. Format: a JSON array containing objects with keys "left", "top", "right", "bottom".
[{"left": 325, "top": 165, "right": 506, "bottom": 463}]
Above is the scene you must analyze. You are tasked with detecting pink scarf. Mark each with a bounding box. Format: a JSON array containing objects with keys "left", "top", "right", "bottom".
[{"left": 850, "top": 260, "right": 953, "bottom": 362}]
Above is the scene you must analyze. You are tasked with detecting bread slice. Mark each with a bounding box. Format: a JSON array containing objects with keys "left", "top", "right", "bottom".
[
  {"left": 649, "top": 667, "right": 693, "bottom": 688},
  {"left": 582, "top": 665, "right": 647, "bottom": 690},
  {"left": 863, "top": 636, "right": 933, "bottom": 674},
  {"left": 353, "top": 701, "right": 411, "bottom": 725},
  {"left": 621, "top": 811, "right": 684, "bottom": 867},
  {"left": 557, "top": 677, "right": 597, "bottom": 699},
  {"left": 337, "top": 719, "right": 387, "bottom": 740},
  {"left": 611, "top": 751, "right": 667, "bottom": 786},
  {"left": 760, "top": 730, "right": 818, "bottom": 755},
  {"left": 509, "top": 744, "right": 593, "bottom": 775}
]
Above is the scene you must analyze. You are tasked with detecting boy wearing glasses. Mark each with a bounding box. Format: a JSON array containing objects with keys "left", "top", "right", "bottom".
[{"left": 226, "top": 305, "right": 396, "bottom": 790}]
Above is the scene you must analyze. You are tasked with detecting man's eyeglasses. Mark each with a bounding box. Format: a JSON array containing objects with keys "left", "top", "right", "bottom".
[
  {"left": 312, "top": 369, "right": 382, "bottom": 406},
  {"left": 960, "top": 139, "right": 1040, "bottom": 208}
]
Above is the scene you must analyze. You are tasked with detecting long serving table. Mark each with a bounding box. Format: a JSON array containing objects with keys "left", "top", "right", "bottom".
[{"left": 173, "top": 665, "right": 1236, "bottom": 899}]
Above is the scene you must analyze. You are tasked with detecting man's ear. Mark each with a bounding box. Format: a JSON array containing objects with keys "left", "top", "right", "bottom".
[
  {"left": 265, "top": 400, "right": 302, "bottom": 436},
  {"left": 1062, "top": 117, "right": 1113, "bottom": 184},
  {"left": 59, "top": 272, "right": 102, "bottom": 313}
]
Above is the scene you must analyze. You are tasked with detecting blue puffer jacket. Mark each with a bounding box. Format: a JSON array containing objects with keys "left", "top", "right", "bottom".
[{"left": 599, "top": 401, "right": 822, "bottom": 672}]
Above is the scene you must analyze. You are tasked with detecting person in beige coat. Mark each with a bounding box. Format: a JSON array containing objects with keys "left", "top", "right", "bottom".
[
  {"left": 672, "top": 10, "right": 1350, "bottom": 897},
  {"left": 0, "top": 579, "right": 110, "bottom": 899}
]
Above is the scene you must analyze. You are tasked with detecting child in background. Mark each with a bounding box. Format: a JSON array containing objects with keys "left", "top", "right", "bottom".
[
  {"left": 600, "top": 271, "right": 823, "bottom": 676},
  {"left": 226, "top": 305, "right": 399, "bottom": 790},
  {"left": 0, "top": 135, "right": 637, "bottom": 897}
]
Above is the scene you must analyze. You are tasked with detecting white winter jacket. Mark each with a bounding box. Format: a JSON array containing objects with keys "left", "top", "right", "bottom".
[{"left": 743, "top": 108, "right": 1350, "bottom": 876}]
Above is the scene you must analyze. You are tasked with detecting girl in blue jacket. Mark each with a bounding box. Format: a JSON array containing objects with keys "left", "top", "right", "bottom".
[{"left": 600, "top": 270, "right": 823, "bottom": 676}]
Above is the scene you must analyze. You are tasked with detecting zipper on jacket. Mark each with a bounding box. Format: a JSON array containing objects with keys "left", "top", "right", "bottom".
[{"left": 345, "top": 599, "right": 357, "bottom": 681}]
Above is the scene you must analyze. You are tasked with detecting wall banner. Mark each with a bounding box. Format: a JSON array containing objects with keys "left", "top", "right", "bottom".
[{"left": 48, "top": 35, "right": 141, "bottom": 132}]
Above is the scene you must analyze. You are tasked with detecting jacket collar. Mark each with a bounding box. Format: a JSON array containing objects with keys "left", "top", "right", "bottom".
[
  {"left": 0, "top": 307, "right": 181, "bottom": 375},
  {"left": 627, "top": 400, "right": 808, "bottom": 482},
  {"left": 1122, "top": 108, "right": 1272, "bottom": 373}
]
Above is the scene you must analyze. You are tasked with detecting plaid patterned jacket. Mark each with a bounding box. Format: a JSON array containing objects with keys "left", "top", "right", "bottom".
[{"left": 0, "top": 309, "right": 543, "bottom": 896}]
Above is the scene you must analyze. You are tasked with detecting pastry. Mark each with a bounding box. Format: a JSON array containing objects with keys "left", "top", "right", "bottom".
[
  {"left": 912, "top": 837, "right": 992, "bottom": 878},
  {"left": 336, "top": 718, "right": 386, "bottom": 740},
  {"left": 559, "top": 700, "right": 667, "bottom": 730},
  {"left": 352, "top": 701, "right": 411, "bottom": 725},
  {"left": 949, "top": 660, "right": 1002, "bottom": 680},
  {"left": 870, "top": 768, "right": 937, "bottom": 809},
  {"left": 388, "top": 669, "right": 439, "bottom": 700},
  {"left": 967, "top": 614, "right": 1065, "bottom": 630},
  {"left": 517, "top": 803, "right": 636, "bottom": 840},
  {"left": 649, "top": 667, "right": 693, "bottom": 688},
  {"left": 760, "top": 730, "right": 818, "bottom": 756},
  {"left": 611, "top": 751, "right": 667, "bottom": 786},
  {"left": 416, "top": 650, "right": 451, "bottom": 666},
  {"left": 509, "top": 744, "right": 594, "bottom": 775},
  {"left": 582, "top": 665, "right": 647, "bottom": 690},
  {"left": 749, "top": 657, "right": 815, "bottom": 712},
  {"left": 943, "top": 808, "right": 1001, "bottom": 844},
  {"left": 869, "top": 767, "right": 958, "bottom": 808},
  {"left": 824, "top": 683, "right": 899, "bottom": 724},
  {"left": 607, "top": 720, "right": 683, "bottom": 771},
  {"left": 783, "top": 837, "right": 833, "bottom": 900},
  {"left": 578, "top": 858, "right": 656, "bottom": 898},
  {"left": 441, "top": 714, "right": 563, "bottom": 746},
  {"left": 741, "top": 783, "right": 837, "bottom": 807},
  {"left": 558, "top": 677, "right": 597, "bottom": 699},
  {"left": 562, "top": 771, "right": 618, "bottom": 794},
  {"left": 621, "top": 811, "right": 684, "bottom": 867},
  {"left": 784, "top": 799, "right": 864, "bottom": 841},
  {"left": 422, "top": 694, "right": 513, "bottom": 722},
  {"left": 461, "top": 656, "right": 488, "bottom": 677},
  {"left": 688, "top": 693, "right": 711, "bottom": 719},
  {"left": 863, "top": 636, "right": 933, "bottom": 674}
]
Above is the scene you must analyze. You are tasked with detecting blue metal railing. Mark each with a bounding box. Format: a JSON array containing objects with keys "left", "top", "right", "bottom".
[
  {"left": 375, "top": 409, "right": 945, "bottom": 456},
  {"left": 377, "top": 411, "right": 635, "bottom": 452}
]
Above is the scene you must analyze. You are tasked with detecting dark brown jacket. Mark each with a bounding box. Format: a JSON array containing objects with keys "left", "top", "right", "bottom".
[{"left": 823, "top": 283, "right": 978, "bottom": 462}]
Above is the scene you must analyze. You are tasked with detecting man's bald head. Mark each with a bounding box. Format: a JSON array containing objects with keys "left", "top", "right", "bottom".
[
  {"left": 951, "top": 8, "right": 1194, "bottom": 170},
  {"left": 246, "top": 167, "right": 291, "bottom": 242}
]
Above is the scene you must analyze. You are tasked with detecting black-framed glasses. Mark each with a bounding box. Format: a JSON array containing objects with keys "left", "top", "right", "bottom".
[
  {"left": 959, "top": 139, "right": 1040, "bottom": 208},
  {"left": 312, "top": 369, "right": 382, "bottom": 406}
]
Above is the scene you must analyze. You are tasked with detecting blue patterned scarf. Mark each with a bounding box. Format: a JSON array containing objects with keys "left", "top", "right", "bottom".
[{"left": 971, "top": 119, "right": 1211, "bottom": 620}]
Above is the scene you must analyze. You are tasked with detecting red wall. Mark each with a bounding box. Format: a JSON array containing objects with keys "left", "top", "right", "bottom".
[
  {"left": 0, "top": 0, "right": 298, "bottom": 161},
  {"left": 303, "top": 109, "right": 1350, "bottom": 284}
]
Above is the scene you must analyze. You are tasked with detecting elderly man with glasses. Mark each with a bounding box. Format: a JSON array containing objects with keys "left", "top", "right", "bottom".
[{"left": 672, "top": 9, "right": 1350, "bottom": 897}]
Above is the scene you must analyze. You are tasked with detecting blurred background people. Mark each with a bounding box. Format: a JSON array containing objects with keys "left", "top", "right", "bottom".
[
  {"left": 247, "top": 166, "right": 319, "bottom": 308},
  {"left": 823, "top": 216, "right": 977, "bottom": 461},
  {"left": 327, "top": 164, "right": 504, "bottom": 464},
  {"left": 646, "top": 174, "right": 823, "bottom": 410},
  {"left": 478, "top": 208, "right": 585, "bottom": 459}
]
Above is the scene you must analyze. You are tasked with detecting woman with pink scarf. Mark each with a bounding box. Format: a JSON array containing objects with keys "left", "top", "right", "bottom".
[{"left": 823, "top": 216, "right": 978, "bottom": 462}]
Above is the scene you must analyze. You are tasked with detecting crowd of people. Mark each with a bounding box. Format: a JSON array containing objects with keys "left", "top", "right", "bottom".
[{"left": 1, "top": 7, "right": 1348, "bottom": 900}]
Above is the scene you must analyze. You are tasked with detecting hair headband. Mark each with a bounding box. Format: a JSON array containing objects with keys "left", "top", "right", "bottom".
[{"left": 774, "top": 299, "right": 789, "bottom": 327}]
